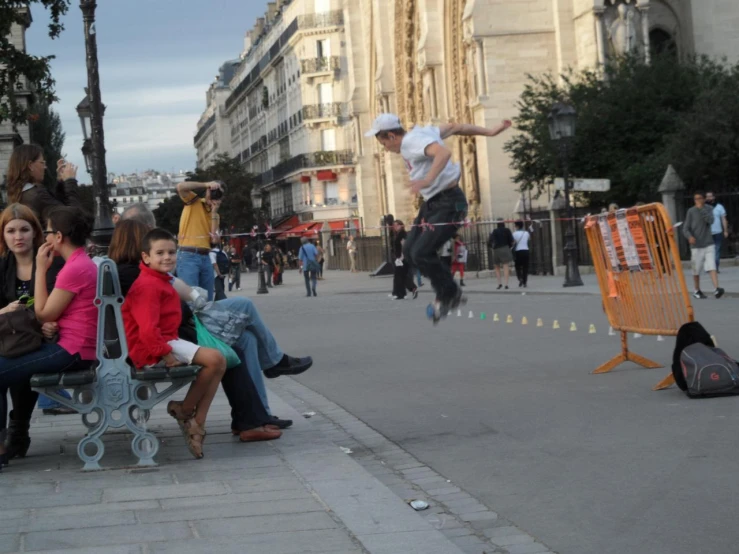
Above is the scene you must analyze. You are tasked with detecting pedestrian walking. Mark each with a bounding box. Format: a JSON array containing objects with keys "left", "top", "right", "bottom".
[
  {"left": 262, "top": 243, "right": 274, "bottom": 287},
  {"left": 365, "top": 113, "right": 511, "bottom": 322},
  {"left": 683, "top": 191, "right": 724, "bottom": 299},
  {"left": 489, "top": 220, "right": 514, "bottom": 290},
  {"left": 228, "top": 246, "right": 242, "bottom": 291},
  {"left": 450, "top": 233, "right": 467, "bottom": 287},
  {"left": 174, "top": 179, "right": 223, "bottom": 300},
  {"left": 299, "top": 237, "right": 320, "bottom": 297},
  {"left": 316, "top": 241, "right": 325, "bottom": 279},
  {"left": 391, "top": 220, "right": 418, "bottom": 300},
  {"left": 706, "top": 191, "right": 729, "bottom": 273},
  {"left": 273, "top": 247, "right": 285, "bottom": 285},
  {"left": 439, "top": 238, "right": 453, "bottom": 272},
  {"left": 347, "top": 236, "right": 358, "bottom": 272},
  {"left": 512, "top": 220, "right": 531, "bottom": 288},
  {"left": 209, "top": 241, "right": 229, "bottom": 301},
  {"left": 241, "top": 244, "right": 252, "bottom": 272}
]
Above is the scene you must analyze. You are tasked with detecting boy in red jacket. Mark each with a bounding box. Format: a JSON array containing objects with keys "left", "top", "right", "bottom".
[{"left": 123, "top": 228, "right": 226, "bottom": 459}]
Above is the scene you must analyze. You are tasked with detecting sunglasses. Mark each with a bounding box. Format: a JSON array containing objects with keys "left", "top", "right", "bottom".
[{"left": 43, "top": 230, "right": 58, "bottom": 236}]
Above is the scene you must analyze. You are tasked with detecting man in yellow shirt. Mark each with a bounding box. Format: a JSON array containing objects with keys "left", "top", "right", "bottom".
[{"left": 175, "top": 180, "right": 222, "bottom": 300}]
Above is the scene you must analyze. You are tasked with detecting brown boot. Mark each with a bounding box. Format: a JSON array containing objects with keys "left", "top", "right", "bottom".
[{"left": 238, "top": 426, "right": 282, "bottom": 442}]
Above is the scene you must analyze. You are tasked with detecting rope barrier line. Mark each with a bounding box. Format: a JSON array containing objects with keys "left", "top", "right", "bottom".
[{"left": 177, "top": 216, "right": 684, "bottom": 241}]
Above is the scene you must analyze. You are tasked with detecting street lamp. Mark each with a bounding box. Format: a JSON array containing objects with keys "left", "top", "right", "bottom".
[
  {"left": 79, "top": 0, "right": 114, "bottom": 254},
  {"left": 548, "top": 102, "right": 583, "bottom": 287},
  {"left": 251, "top": 189, "right": 269, "bottom": 295}
]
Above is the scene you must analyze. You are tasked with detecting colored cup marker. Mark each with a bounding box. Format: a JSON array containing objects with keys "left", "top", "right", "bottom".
[
  {"left": 480, "top": 313, "right": 486, "bottom": 320},
  {"left": 553, "top": 320, "right": 560, "bottom": 329},
  {"left": 506, "top": 315, "right": 513, "bottom": 323},
  {"left": 522, "top": 316, "right": 528, "bottom": 325},
  {"left": 493, "top": 313, "right": 500, "bottom": 322},
  {"left": 570, "top": 322, "right": 577, "bottom": 332},
  {"left": 536, "top": 318, "right": 543, "bottom": 327},
  {"left": 589, "top": 324, "right": 596, "bottom": 334}
]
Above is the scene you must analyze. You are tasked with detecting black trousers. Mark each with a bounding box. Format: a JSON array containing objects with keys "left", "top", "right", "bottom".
[
  {"left": 222, "top": 347, "right": 272, "bottom": 431},
  {"left": 392, "top": 261, "right": 416, "bottom": 298},
  {"left": 404, "top": 186, "right": 468, "bottom": 301},
  {"left": 214, "top": 276, "right": 227, "bottom": 300},
  {"left": 228, "top": 267, "right": 241, "bottom": 291},
  {"left": 514, "top": 250, "right": 530, "bottom": 285}
]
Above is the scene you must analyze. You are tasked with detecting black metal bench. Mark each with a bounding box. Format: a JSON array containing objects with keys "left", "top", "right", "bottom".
[{"left": 30, "top": 259, "right": 201, "bottom": 470}]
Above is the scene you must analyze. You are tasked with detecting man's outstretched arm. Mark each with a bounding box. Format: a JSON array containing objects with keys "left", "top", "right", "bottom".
[{"left": 439, "top": 120, "right": 511, "bottom": 139}]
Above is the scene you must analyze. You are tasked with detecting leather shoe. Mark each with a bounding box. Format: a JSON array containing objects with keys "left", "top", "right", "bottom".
[
  {"left": 271, "top": 416, "right": 293, "bottom": 429},
  {"left": 239, "top": 427, "right": 282, "bottom": 442},
  {"left": 232, "top": 424, "right": 280, "bottom": 435},
  {"left": 264, "top": 356, "right": 313, "bottom": 379}
]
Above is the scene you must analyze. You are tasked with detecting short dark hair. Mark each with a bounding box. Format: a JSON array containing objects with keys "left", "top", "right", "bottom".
[
  {"left": 694, "top": 190, "right": 705, "bottom": 199},
  {"left": 47, "top": 206, "right": 94, "bottom": 247},
  {"left": 515, "top": 220, "right": 524, "bottom": 230},
  {"left": 142, "top": 228, "right": 176, "bottom": 253},
  {"left": 377, "top": 128, "right": 406, "bottom": 140}
]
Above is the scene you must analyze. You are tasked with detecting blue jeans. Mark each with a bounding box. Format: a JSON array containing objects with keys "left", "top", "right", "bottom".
[
  {"left": 177, "top": 251, "right": 215, "bottom": 301},
  {"left": 713, "top": 233, "right": 723, "bottom": 271},
  {"left": 0, "top": 343, "right": 82, "bottom": 431},
  {"left": 303, "top": 270, "right": 318, "bottom": 296},
  {"left": 216, "top": 297, "right": 284, "bottom": 415},
  {"left": 37, "top": 390, "right": 72, "bottom": 409},
  {"left": 415, "top": 268, "right": 424, "bottom": 286}
]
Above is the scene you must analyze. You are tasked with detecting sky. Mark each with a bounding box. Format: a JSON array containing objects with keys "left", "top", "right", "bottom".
[{"left": 26, "top": 0, "right": 264, "bottom": 180}]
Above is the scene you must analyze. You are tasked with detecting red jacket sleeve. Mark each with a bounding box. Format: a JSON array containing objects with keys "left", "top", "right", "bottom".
[{"left": 126, "top": 285, "right": 172, "bottom": 360}]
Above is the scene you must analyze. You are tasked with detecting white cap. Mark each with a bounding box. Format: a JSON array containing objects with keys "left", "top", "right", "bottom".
[{"left": 364, "top": 113, "right": 402, "bottom": 137}]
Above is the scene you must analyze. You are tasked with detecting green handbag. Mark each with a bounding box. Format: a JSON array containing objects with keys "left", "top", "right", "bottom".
[{"left": 193, "top": 314, "right": 240, "bottom": 369}]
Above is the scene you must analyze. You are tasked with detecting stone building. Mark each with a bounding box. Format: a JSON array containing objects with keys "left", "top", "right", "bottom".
[
  {"left": 195, "top": 0, "right": 360, "bottom": 236},
  {"left": 345, "top": 0, "right": 739, "bottom": 229},
  {"left": 0, "top": 7, "right": 33, "bottom": 202}
]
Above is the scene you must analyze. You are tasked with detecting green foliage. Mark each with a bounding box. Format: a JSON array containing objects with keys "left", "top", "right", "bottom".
[
  {"left": 153, "top": 194, "right": 183, "bottom": 235},
  {"left": 0, "top": 1, "right": 71, "bottom": 127},
  {"left": 505, "top": 55, "right": 739, "bottom": 208}
]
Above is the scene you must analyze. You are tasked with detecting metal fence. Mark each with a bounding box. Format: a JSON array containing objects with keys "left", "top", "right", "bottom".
[{"left": 327, "top": 235, "right": 386, "bottom": 272}]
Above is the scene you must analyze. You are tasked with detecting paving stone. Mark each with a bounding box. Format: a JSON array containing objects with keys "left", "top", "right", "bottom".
[
  {"left": 0, "top": 489, "right": 103, "bottom": 509},
  {"left": 484, "top": 525, "right": 522, "bottom": 538},
  {"left": 460, "top": 511, "right": 499, "bottom": 522},
  {"left": 490, "top": 534, "right": 536, "bottom": 547},
  {"left": 195, "top": 511, "right": 338, "bottom": 538},
  {"left": 434, "top": 491, "right": 474, "bottom": 502},
  {"left": 102, "top": 481, "right": 228, "bottom": 502},
  {"left": 147, "top": 530, "right": 364, "bottom": 554},
  {"left": 358, "top": 530, "right": 466, "bottom": 554},
  {"left": 0, "top": 533, "right": 19, "bottom": 554},
  {"left": 441, "top": 527, "right": 476, "bottom": 538},
  {"left": 450, "top": 503, "right": 490, "bottom": 515},
  {"left": 23, "top": 510, "right": 137, "bottom": 532},
  {"left": 14, "top": 546, "right": 141, "bottom": 554},
  {"left": 504, "top": 542, "right": 551, "bottom": 554},
  {"left": 24, "top": 521, "right": 192, "bottom": 551},
  {"left": 394, "top": 462, "right": 426, "bottom": 470},
  {"left": 139, "top": 498, "right": 321, "bottom": 523},
  {"left": 425, "top": 486, "right": 462, "bottom": 496},
  {"left": 225, "top": 476, "right": 305, "bottom": 494}
]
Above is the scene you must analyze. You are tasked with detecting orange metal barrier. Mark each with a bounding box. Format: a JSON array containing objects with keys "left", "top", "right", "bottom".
[{"left": 584, "top": 203, "right": 694, "bottom": 390}]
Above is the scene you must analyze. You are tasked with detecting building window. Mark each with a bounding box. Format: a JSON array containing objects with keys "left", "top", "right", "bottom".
[
  {"left": 324, "top": 181, "right": 339, "bottom": 205},
  {"left": 321, "top": 129, "right": 336, "bottom": 151}
]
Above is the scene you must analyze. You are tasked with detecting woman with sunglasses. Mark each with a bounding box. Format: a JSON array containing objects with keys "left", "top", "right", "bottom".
[{"left": 0, "top": 206, "right": 97, "bottom": 472}]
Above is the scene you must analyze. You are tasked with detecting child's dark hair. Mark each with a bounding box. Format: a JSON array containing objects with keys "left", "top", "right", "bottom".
[
  {"left": 377, "top": 128, "right": 406, "bottom": 140},
  {"left": 142, "top": 228, "right": 176, "bottom": 253},
  {"left": 47, "top": 206, "right": 94, "bottom": 247},
  {"left": 515, "top": 220, "right": 524, "bottom": 230}
]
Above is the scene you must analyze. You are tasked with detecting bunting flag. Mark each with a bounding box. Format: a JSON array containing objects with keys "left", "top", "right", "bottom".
[
  {"left": 250, "top": 225, "right": 258, "bottom": 238},
  {"left": 265, "top": 223, "right": 273, "bottom": 238}
]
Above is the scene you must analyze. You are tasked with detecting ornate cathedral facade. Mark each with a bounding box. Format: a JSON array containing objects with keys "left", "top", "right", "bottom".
[{"left": 344, "top": 0, "right": 739, "bottom": 230}]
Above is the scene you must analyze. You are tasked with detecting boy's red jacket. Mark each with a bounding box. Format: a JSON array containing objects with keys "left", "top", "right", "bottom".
[{"left": 122, "top": 263, "right": 182, "bottom": 368}]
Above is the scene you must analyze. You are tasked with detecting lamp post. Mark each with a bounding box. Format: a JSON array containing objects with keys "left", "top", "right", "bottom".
[
  {"left": 548, "top": 102, "right": 583, "bottom": 287},
  {"left": 251, "top": 189, "right": 269, "bottom": 294},
  {"left": 79, "top": 0, "right": 113, "bottom": 254}
]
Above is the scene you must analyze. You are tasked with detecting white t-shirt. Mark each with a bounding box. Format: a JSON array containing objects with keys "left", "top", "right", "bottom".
[
  {"left": 439, "top": 238, "right": 453, "bottom": 257},
  {"left": 512, "top": 230, "right": 530, "bottom": 251},
  {"left": 209, "top": 248, "right": 221, "bottom": 277},
  {"left": 711, "top": 203, "right": 726, "bottom": 235},
  {"left": 401, "top": 126, "right": 461, "bottom": 201}
]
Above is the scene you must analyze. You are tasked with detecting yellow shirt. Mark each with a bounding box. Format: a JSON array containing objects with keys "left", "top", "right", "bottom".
[{"left": 178, "top": 191, "right": 219, "bottom": 249}]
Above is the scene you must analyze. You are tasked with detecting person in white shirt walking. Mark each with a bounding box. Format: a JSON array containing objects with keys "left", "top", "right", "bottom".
[
  {"left": 347, "top": 236, "right": 358, "bottom": 272},
  {"left": 365, "top": 113, "right": 511, "bottom": 322},
  {"left": 512, "top": 221, "right": 531, "bottom": 288},
  {"left": 706, "top": 192, "right": 729, "bottom": 273}
]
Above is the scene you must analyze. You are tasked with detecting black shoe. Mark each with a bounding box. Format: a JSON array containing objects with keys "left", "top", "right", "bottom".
[
  {"left": 306, "top": 293, "right": 312, "bottom": 297},
  {"left": 504, "top": 286, "right": 509, "bottom": 290},
  {"left": 312, "top": 289, "right": 317, "bottom": 297},
  {"left": 271, "top": 416, "right": 293, "bottom": 429},
  {"left": 460, "top": 280, "right": 465, "bottom": 287},
  {"left": 715, "top": 288, "right": 725, "bottom": 299},
  {"left": 693, "top": 290, "right": 707, "bottom": 299},
  {"left": 6, "top": 413, "right": 31, "bottom": 459},
  {"left": 264, "top": 355, "right": 313, "bottom": 379},
  {"left": 496, "top": 284, "right": 503, "bottom": 290},
  {"left": 412, "top": 288, "right": 419, "bottom": 300}
]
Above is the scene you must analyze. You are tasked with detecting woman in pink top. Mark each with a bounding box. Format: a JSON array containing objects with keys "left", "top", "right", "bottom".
[{"left": 0, "top": 207, "right": 97, "bottom": 471}]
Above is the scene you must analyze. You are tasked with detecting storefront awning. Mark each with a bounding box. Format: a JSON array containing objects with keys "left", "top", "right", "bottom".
[
  {"left": 325, "top": 219, "right": 360, "bottom": 233},
  {"left": 277, "top": 221, "right": 321, "bottom": 238}
]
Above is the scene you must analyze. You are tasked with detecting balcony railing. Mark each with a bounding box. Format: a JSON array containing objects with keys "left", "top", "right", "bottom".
[
  {"left": 256, "top": 150, "right": 354, "bottom": 188},
  {"left": 300, "top": 56, "right": 340, "bottom": 74},
  {"left": 297, "top": 11, "right": 344, "bottom": 29},
  {"left": 302, "top": 102, "right": 345, "bottom": 121},
  {"left": 193, "top": 114, "right": 216, "bottom": 145}
]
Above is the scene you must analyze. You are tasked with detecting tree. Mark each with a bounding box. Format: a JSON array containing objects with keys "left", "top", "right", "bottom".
[
  {"left": 187, "top": 154, "right": 256, "bottom": 233},
  {"left": 29, "top": 102, "right": 65, "bottom": 189},
  {"left": 153, "top": 195, "right": 184, "bottom": 235},
  {"left": 0, "top": 1, "right": 71, "bottom": 128},
  {"left": 504, "top": 55, "right": 736, "bottom": 208}
]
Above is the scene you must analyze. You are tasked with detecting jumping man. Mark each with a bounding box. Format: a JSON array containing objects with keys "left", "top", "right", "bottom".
[{"left": 365, "top": 114, "right": 511, "bottom": 323}]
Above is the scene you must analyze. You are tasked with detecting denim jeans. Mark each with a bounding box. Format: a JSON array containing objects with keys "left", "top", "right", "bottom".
[
  {"left": 176, "top": 251, "right": 215, "bottom": 301},
  {"left": 303, "top": 270, "right": 318, "bottom": 296},
  {"left": 222, "top": 346, "right": 271, "bottom": 431},
  {"left": 37, "top": 390, "right": 72, "bottom": 409},
  {"left": 0, "top": 343, "right": 82, "bottom": 431},
  {"left": 404, "top": 186, "right": 468, "bottom": 302},
  {"left": 216, "top": 297, "right": 284, "bottom": 415},
  {"left": 713, "top": 233, "right": 723, "bottom": 271}
]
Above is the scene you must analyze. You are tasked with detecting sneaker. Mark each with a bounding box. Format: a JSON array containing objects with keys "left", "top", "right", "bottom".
[
  {"left": 714, "top": 288, "right": 725, "bottom": 299},
  {"left": 412, "top": 288, "right": 419, "bottom": 300},
  {"left": 693, "top": 290, "right": 707, "bottom": 299},
  {"left": 460, "top": 280, "right": 465, "bottom": 287}
]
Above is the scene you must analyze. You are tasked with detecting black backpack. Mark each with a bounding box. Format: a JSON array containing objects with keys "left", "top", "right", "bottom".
[
  {"left": 680, "top": 344, "right": 739, "bottom": 398},
  {"left": 214, "top": 249, "right": 230, "bottom": 275},
  {"left": 671, "top": 322, "right": 715, "bottom": 391}
]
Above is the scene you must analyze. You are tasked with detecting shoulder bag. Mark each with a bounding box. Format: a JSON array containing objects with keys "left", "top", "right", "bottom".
[{"left": 0, "top": 306, "right": 43, "bottom": 358}]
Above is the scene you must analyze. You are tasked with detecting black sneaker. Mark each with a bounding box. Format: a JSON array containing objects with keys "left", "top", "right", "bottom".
[
  {"left": 271, "top": 416, "right": 293, "bottom": 429},
  {"left": 412, "top": 288, "right": 419, "bottom": 300},
  {"left": 693, "top": 290, "right": 707, "bottom": 299},
  {"left": 714, "top": 288, "right": 725, "bottom": 299},
  {"left": 264, "top": 356, "right": 313, "bottom": 379}
]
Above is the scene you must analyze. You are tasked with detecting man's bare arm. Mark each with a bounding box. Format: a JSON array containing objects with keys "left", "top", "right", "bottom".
[
  {"left": 408, "top": 143, "right": 452, "bottom": 194},
  {"left": 176, "top": 180, "right": 220, "bottom": 196},
  {"left": 439, "top": 120, "right": 512, "bottom": 139}
]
